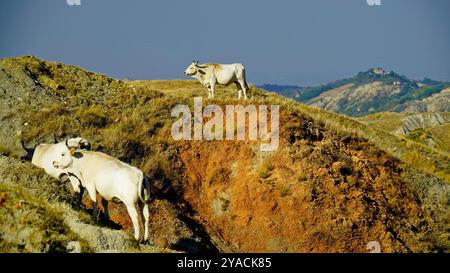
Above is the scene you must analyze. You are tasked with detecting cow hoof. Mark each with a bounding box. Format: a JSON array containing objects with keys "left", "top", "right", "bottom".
[{"left": 141, "top": 239, "right": 153, "bottom": 245}]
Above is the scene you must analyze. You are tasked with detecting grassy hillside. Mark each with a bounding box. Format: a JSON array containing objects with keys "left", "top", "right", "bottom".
[
  {"left": 358, "top": 112, "right": 450, "bottom": 155},
  {"left": 0, "top": 56, "right": 449, "bottom": 252}
]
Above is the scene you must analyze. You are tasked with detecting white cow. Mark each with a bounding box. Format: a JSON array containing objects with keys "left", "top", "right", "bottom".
[
  {"left": 52, "top": 142, "right": 153, "bottom": 241},
  {"left": 31, "top": 137, "right": 89, "bottom": 208},
  {"left": 184, "top": 60, "right": 249, "bottom": 99}
]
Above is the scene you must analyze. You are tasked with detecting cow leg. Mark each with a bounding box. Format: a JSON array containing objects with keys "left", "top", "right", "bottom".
[
  {"left": 101, "top": 198, "right": 110, "bottom": 220},
  {"left": 235, "top": 82, "right": 243, "bottom": 100},
  {"left": 238, "top": 80, "right": 248, "bottom": 100},
  {"left": 86, "top": 185, "right": 98, "bottom": 222},
  {"left": 74, "top": 187, "right": 84, "bottom": 211},
  {"left": 68, "top": 174, "right": 83, "bottom": 210},
  {"left": 206, "top": 83, "right": 211, "bottom": 99},
  {"left": 142, "top": 203, "right": 150, "bottom": 242},
  {"left": 210, "top": 82, "right": 215, "bottom": 99},
  {"left": 126, "top": 203, "right": 140, "bottom": 241},
  {"left": 91, "top": 200, "right": 98, "bottom": 223}
]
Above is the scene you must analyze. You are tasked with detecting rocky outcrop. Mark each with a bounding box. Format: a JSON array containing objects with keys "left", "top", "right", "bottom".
[
  {"left": 308, "top": 82, "right": 400, "bottom": 116},
  {"left": 399, "top": 88, "right": 450, "bottom": 113},
  {"left": 358, "top": 112, "right": 450, "bottom": 154},
  {"left": 392, "top": 112, "right": 450, "bottom": 135}
]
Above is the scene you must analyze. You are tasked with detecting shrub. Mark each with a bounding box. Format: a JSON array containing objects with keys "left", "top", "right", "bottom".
[
  {"left": 278, "top": 184, "right": 291, "bottom": 197},
  {"left": 208, "top": 167, "right": 231, "bottom": 185},
  {"left": 258, "top": 158, "right": 274, "bottom": 179},
  {"left": 78, "top": 106, "right": 108, "bottom": 128}
]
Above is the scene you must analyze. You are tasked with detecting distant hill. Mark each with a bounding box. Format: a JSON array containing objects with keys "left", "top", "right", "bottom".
[
  {"left": 257, "top": 84, "right": 307, "bottom": 98},
  {"left": 259, "top": 68, "right": 450, "bottom": 116}
]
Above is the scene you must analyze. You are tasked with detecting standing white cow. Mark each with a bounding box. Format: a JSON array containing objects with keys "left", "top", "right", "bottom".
[
  {"left": 31, "top": 137, "right": 89, "bottom": 208},
  {"left": 51, "top": 142, "right": 153, "bottom": 241},
  {"left": 184, "top": 60, "right": 249, "bottom": 99}
]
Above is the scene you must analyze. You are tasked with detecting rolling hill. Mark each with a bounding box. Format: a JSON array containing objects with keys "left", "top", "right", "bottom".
[
  {"left": 0, "top": 56, "right": 449, "bottom": 252},
  {"left": 260, "top": 68, "right": 450, "bottom": 117}
]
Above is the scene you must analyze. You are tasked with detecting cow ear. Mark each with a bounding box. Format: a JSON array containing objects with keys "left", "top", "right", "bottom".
[{"left": 198, "top": 69, "right": 206, "bottom": 75}]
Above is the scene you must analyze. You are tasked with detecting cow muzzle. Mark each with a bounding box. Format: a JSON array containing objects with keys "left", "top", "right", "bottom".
[{"left": 53, "top": 161, "right": 66, "bottom": 168}]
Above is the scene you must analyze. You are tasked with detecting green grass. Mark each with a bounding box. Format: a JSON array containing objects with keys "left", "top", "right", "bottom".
[
  {"left": 357, "top": 112, "right": 405, "bottom": 133},
  {"left": 0, "top": 183, "right": 89, "bottom": 253},
  {"left": 429, "top": 123, "right": 450, "bottom": 154}
]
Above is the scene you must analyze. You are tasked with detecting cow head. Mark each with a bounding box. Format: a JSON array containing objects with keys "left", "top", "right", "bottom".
[
  {"left": 184, "top": 60, "right": 202, "bottom": 76},
  {"left": 52, "top": 137, "right": 90, "bottom": 169}
]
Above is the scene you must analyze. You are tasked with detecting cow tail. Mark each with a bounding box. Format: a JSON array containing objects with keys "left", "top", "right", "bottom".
[
  {"left": 243, "top": 67, "right": 249, "bottom": 90},
  {"left": 138, "top": 174, "right": 153, "bottom": 204}
]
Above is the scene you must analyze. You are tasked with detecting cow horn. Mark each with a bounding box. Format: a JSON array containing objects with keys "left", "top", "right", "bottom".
[
  {"left": 66, "top": 137, "right": 90, "bottom": 150},
  {"left": 77, "top": 138, "right": 91, "bottom": 150}
]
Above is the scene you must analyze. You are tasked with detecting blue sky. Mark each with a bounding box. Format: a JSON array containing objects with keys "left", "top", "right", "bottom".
[{"left": 1, "top": 0, "right": 449, "bottom": 85}]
